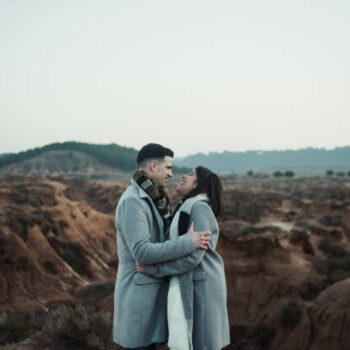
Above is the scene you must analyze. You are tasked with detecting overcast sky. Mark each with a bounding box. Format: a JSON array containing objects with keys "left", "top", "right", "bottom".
[{"left": 1, "top": 0, "right": 349, "bottom": 157}]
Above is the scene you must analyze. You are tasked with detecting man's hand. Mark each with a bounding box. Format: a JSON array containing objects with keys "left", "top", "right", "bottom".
[
  {"left": 188, "top": 222, "right": 211, "bottom": 250},
  {"left": 135, "top": 262, "right": 145, "bottom": 273}
]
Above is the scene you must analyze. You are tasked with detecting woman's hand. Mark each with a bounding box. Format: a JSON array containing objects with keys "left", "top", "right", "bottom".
[{"left": 135, "top": 262, "right": 145, "bottom": 273}]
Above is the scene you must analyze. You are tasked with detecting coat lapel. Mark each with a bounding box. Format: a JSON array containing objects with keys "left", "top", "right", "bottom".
[{"left": 131, "top": 179, "right": 164, "bottom": 237}]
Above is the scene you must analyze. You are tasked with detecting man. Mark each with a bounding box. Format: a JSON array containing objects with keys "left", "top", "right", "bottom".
[{"left": 113, "top": 143, "right": 210, "bottom": 350}]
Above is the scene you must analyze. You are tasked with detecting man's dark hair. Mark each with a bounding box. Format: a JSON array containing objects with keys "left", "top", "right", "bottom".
[
  {"left": 184, "top": 166, "right": 224, "bottom": 219},
  {"left": 137, "top": 143, "right": 174, "bottom": 166}
]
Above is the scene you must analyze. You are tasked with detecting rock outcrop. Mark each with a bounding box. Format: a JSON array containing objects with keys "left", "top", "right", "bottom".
[{"left": 0, "top": 175, "right": 122, "bottom": 311}]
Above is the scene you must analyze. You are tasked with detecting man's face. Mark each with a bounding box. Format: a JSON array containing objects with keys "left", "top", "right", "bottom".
[{"left": 152, "top": 156, "right": 173, "bottom": 187}]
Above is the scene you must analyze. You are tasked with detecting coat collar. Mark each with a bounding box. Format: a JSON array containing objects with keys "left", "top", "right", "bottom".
[{"left": 130, "top": 178, "right": 164, "bottom": 234}]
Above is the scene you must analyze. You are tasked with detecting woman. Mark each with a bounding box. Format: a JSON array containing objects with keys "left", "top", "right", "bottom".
[{"left": 136, "top": 166, "right": 230, "bottom": 350}]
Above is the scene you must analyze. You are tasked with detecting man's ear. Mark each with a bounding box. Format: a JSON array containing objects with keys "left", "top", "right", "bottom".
[{"left": 149, "top": 160, "right": 158, "bottom": 173}]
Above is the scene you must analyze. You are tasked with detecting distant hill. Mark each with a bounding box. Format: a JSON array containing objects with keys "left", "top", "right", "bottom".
[
  {"left": 0, "top": 153, "right": 11, "bottom": 158},
  {"left": 0, "top": 142, "right": 189, "bottom": 177},
  {"left": 174, "top": 147, "right": 350, "bottom": 175}
]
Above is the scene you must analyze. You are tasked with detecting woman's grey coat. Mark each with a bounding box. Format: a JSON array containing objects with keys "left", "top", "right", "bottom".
[
  {"left": 113, "top": 179, "right": 196, "bottom": 348},
  {"left": 144, "top": 201, "right": 230, "bottom": 350}
]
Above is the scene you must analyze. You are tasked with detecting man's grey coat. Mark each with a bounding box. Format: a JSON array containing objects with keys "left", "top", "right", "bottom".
[
  {"left": 143, "top": 201, "right": 230, "bottom": 350},
  {"left": 112, "top": 179, "right": 196, "bottom": 348}
]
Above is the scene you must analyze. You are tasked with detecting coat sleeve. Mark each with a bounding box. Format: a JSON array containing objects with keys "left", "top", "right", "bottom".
[
  {"left": 143, "top": 202, "right": 216, "bottom": 277},
  {"left": 117, "top": 196, "right": 196, "bottom": 265}
]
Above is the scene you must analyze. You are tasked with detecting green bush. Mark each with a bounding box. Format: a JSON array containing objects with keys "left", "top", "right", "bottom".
[
  {"left": 318, "top": 239, "right": 347, "bottom": 258},
  {"left": 312, "top": 255, "right": 350, "bottom": 284},
  {"left": 0, "top": 311, "right": 31, "bottom": 345},
  {"left": 273, "top": 171, "right": 283, "bottom": 177},
  {"left": 42, "top": 304, "right": 120, "bottom": 349},
  {"left": 320, "top": 214, "right": 342, "bottom": 227}
]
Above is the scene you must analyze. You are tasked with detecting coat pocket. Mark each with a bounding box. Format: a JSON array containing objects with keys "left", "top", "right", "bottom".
[
  {"left": 133, "top": 273, "right": 162, "bottom": 285},
  {"left": 193, "top": 270, "right": 206, "bottom": 281}
]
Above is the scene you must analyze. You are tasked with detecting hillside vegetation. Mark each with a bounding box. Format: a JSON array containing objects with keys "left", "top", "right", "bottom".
[
  {"left": 0, "top": 142, "right": 189, "bottom": 177},
  {"left": 0, "top": 142, "right": 137, "bottom": 171},
  {"left": 175, "top": 146, "right": 350, "bottom": 174}
]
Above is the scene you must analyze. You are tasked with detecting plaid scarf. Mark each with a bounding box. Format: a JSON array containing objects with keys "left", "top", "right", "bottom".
[{"left": 132, "top": 170, "right": 171, "bottom": 224}]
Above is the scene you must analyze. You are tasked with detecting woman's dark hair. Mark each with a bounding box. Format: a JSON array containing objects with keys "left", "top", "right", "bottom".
[{"left": 184, "top": 166, "right": 224, "bottom": 219}]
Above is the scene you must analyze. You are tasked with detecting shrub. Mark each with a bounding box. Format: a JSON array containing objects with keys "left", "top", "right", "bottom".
[
  {"left": 76, "top": 282, "right": 114, "bottom": 301},
  {"left": 329, "top": 229, "right": 342, "bottom": 240},
  {"left": 312, "top": 255, "right": 350, "bottom": 284},
  {"left": 320, "top": 214, "right": 342, "bottom": 227},
  {"left": 290, "top": 229, "right": 308, "bottom": 243},
  {"left": 289, "top": 230, "right": 314, "bottom": 255},
  {"left": 295, "top": 221, "right": 310, "bottom": 229},
  {"left": 31, "top": 209, "right": 52, "bottom": 225},
  {"left": 8, "top": 217, "right": 28, "bottom": 241},
  {"left": 326, "top": 170, "right": 334, "bottom": 176},
  {"left": 273, "top": 171, "right": 283, "bottom": 177},
  {"left": 0, "top": 311, "right": 31, "bottom": 345},
  {"left": 306, "top": 185, "right": 350, "bottom": 200},
  {"left": 285, "top": 171, "right": 295, "bottom": 177},
  {"left": 309, "top": 225, "right": 328, "bottom": 237},
  {"left": 318, "top": 239, "right": 347, "bottom": 258},
  {"left": 236, "top": 225, "right": 283, "bottom": 237},
  {"left": 58, "top": 220, "right": 69, "bottom": 230},
  {"left": 42, "top": 304, "right": 120, "bottom": 349},
  {"left": 279, "top": 300, "right": 302, "bottom": 329}
]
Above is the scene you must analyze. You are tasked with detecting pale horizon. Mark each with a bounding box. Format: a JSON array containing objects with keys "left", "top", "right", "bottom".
[{"left": 1, "top": 0, "right": 349, "bottom": 158}]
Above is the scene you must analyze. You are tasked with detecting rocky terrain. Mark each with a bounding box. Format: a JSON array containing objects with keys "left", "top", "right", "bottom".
[
  {"left": 0, "top": 175, "right": 350, "bottom": 349},
  {"left": 219, "top": 178, "right": 350, "bottom": 350},
  {"left": 0, "top": 175, "right": 125, "bottom": 312}
]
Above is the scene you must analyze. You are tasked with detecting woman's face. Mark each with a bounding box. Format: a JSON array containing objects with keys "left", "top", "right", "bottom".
[{"left": 176, "top": 169, "right": 198, "bottom": 198}]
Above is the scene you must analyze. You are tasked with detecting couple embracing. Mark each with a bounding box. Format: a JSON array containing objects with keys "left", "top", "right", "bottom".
[{"left": 113, "top": 143, "right": 230, "bottom": 350}]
